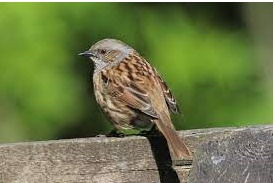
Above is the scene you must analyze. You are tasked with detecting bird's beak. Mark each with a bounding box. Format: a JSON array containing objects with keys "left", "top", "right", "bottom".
[{"left": 78, "top": 50, "right": 94, "bottom": 57}]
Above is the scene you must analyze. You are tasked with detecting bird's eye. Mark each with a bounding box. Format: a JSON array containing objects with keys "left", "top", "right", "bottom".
[{"left": 100, "top": 49, "right": 106, "bottom": 55}]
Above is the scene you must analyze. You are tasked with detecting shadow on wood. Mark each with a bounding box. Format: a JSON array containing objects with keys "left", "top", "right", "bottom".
[{"left": 144, "top": 133, "right": 180, "bottom": 183}]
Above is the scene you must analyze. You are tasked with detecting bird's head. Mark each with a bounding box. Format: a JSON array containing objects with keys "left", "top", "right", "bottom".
[{"left": 79, "top": 39, "right": 133, "bottom": 73}]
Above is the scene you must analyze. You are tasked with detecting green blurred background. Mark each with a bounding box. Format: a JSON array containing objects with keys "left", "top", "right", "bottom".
[{"left": 0, "top": 2, "right": 272, "bottom": 143}]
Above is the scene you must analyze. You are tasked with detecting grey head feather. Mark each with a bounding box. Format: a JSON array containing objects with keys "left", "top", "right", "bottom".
[{"left": 91, "top": 39, "right": 132, "bottom": 53}]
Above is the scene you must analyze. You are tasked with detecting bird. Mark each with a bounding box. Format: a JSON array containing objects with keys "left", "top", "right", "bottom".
[{"left": 79, "top": 38, "right": 192, "bottom": 161}]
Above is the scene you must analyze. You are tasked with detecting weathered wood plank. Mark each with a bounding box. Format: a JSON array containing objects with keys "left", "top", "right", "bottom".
[
  {"left": 0, "top": 125, "right": 272, "bottom": 183},
  {"left": 187, "top": 125, "right": 273, "bottom": 183}
]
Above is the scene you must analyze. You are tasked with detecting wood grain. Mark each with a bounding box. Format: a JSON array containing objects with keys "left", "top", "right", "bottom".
[{"left": 0, "top": 125, "right": 272, "bottom": 183}]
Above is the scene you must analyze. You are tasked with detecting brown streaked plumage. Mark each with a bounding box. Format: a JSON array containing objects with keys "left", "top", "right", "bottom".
[{"left": 79, "top": 39, "right": 192, "bottom": 160}]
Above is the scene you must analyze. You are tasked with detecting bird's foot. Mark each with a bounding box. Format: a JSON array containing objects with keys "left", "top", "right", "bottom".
[{"left": 106, "top": 129, "right": 126, "bottom": 137}]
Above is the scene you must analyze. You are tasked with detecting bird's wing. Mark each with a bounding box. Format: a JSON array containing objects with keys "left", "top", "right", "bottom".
[
  {"left": 154, "top": 71, "right": 180, "bottom": 114},
  {"left": 107, "top": 80, "right": 159, "bottom": 119}
]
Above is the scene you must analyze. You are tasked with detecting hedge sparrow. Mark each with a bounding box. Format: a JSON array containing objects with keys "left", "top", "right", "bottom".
[{"left": 79, "top": 39, "right": 191, "bottom": 160}]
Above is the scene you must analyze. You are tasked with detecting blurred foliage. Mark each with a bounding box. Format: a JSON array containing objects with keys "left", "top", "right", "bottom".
[{"left": 0, "top": 2, "right": 272, "bottom": 143}]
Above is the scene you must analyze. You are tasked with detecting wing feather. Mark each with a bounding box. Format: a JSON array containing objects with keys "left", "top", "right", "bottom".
[
  {"left": 154, "top": 71, "right": 180, "bottom": 114},
  {"left": 107, "top": 81, "right": 158, "bottom": 119}
]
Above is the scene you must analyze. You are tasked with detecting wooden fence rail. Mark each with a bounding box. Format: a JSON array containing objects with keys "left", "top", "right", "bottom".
[{"left": 0, "top": 125, "right": 272, "bottom": 183}]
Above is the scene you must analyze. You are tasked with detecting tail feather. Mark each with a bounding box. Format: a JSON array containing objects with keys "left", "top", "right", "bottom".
[{"left": 155, "top": 112, "right": 192, "bottom": 160}]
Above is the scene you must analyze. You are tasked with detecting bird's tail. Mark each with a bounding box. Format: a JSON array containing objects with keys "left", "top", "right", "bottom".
[{"left": 155, "top": 111, "right": 192, "bottom": 162}]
